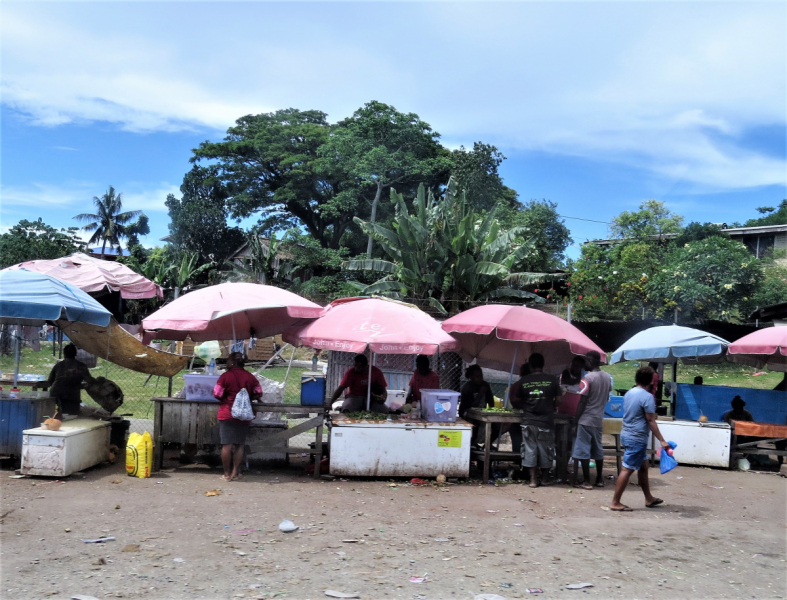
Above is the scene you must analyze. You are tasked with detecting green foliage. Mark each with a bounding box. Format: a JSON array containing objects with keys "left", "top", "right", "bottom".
[
  {"left": 744, "top": 199, "right": 787, "bottom": 226},
  {"left": 0, "top": 219, "right": 86, "bottom": 268},
  {"left": 165, "top": 165, "right": 246, "bottom": 264},
  {"left": 451, "top": 142, "right": 513, "bottom": 212},
  {"left": 225, "top": 233, "right": 291, "bottom": 285},
  {"left": 647, "top": 236, "right": 763, "bottom": 321},
  {"left": 497, "top": 199, "right": 573, "bottom": 271},
  {"left": 673, "top": 222, "right": 723, "bottom": 246},
  {"left": 320, "top": 100, "right": 452, "bottom": 256},
  {"left": 73, "top": 186, "right": 147, "bottom": 255},
  {"left": 346, "top": 177, "right": 547, "bottom": 314},
  {"left": 191, "top": 108, "right": 357, "bottom": 249},
  {"left": 609, "top": 199, "right": 683, "bottom": 239}
]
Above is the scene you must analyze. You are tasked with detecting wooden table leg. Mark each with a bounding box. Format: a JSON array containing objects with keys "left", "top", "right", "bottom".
[
  {"left": 314, "top": 412, "right": 324, "bottom": 480},
  {"left": 483, "top": 422, "right": 492, "bottom": 483},
  {"left": 152, "top": 401, "right": 164, "bottom": 472}
]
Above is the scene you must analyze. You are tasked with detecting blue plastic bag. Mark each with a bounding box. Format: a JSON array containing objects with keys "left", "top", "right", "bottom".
[{"left": 658, "top": 440, "right": 678, "bottom": 474}]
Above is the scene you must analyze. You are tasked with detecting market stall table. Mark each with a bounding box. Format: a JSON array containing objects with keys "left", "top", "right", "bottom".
[
  {"left": 465, "top": 408, "right": 574, "bottom": 483},
  {"left": 0, "top": 375, "right": 49, "bottom": 391},
  {"left": 329, "top": 414, "right": 472, "bottom": 477},
  {"left": 150, "top": 398, "right": 326, "bottom": 478},
  {"left": 731, "top": 420, "right": 787, "bottom": 463}
]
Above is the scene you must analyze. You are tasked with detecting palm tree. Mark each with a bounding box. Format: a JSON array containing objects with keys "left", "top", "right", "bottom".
[{"left": 73, "top": 186, "right": 144, "bottom": 257}]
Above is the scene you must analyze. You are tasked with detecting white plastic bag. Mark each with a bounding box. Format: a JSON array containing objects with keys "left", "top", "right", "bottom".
[{"left": 231, "top": 388, "right": 254, "bottom": 421}]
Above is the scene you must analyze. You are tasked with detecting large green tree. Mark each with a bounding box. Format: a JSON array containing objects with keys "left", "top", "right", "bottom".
[
  {"left": 0, "top": 219, "right": 86, "bottom": 269},
  {"left": 320, "top": 101, "right": 452, "bottom": 257},
  {"left": 191, "top": 109, "right": 358, "bottom": 250},
  {"left": 647, "top": 236, "right": 763, "bottom": 321},
  {"left": 744, "top": 199, "right": 787, "bottom": 227},
  {"left": 165, "top": 165, "right": 245, "bottom": 264},
  {"left": 610, "top": 199, "right": 684, "bottom": 239},
  {"left": 73, "top": 186, "right": 148, "bottom": 255},
  {"left": 497, "top": 199, "right": 572, "bottom": 271}
]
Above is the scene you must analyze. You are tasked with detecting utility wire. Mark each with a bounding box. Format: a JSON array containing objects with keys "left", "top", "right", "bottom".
[{"left": 557, "top": 214, "right": 612, "bottom": 225}]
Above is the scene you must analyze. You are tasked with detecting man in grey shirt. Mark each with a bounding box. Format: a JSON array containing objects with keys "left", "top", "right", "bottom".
[{"left": 572, "top": 351, "right": 611, "bottom": 489}]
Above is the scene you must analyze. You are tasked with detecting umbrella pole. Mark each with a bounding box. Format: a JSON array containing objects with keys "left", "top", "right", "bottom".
[
  {"left": 13, "top": 327, "right": 20, "bottom": 387},
  {"left": 367, "top": 353, "right": 373, "bottom": 411},
  {"left": 504, "top": 346, "right": 519, "bottom": 409}
]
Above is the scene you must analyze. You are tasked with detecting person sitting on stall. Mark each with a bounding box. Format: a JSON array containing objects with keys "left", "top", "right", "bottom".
[
  {"left": 331, "top": 354, "right": 389, "bottom": 414},
  {"left": 560, "top": 356, "right": 586, "bottom": 387},
  {"left": 511, "top": 353, "right": 564, "bottom": 488},
  {"left": 406, "top": 355, "right": 440, "bottom": 406},
  {"left": 722, "top": 395, "right": 754, "bottom": 425},
  {"left": 213, "top": 352, "right": 263, "bottom": 482},
  {"left": 47, "top": 343, "right": 95, "bottom": 418}
]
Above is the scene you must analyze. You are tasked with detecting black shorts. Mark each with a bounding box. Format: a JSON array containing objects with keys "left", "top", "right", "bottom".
[{"left": 219, "top": 420, "right": 250, "bottom": 446}]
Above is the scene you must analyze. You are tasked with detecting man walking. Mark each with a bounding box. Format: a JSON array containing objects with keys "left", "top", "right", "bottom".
[
  {"left": 572, "top": 350, "right": 612, "bottom": 489},
  {"left": 511, "top": 353, "right": 564, "bottom": 488},
  {"left": 610, "top": 365, "right": 671, "bottom": 511}
]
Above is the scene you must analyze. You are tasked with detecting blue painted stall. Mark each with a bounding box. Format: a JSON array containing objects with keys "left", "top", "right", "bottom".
[
  {"left": 676, "top": 384, "right": 787, "bottom": 424},
  {"left": 0, "top": 397, "right": 57, "bottom": 456}
]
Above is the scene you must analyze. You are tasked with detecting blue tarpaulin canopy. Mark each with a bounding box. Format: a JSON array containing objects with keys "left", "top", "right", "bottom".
[
  {"left": 610, "top": 324, "right": 730, "bottom": 365},
  {"left": 0, "top": 269, "right": 111, "bottom": 327},
  {"left": 0, "top": 270, "right": 112, "bottom": 386}
]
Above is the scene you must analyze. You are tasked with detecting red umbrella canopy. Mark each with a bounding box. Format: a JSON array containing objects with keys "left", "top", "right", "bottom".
[
  {"left": 727, "top": 327, "right": 787, "bottom": 372},
  {"left": 283, "top": 297, "right": 461, "bottom": 355},
  {"left": 141, "top": 282, "right": 323, "bottom": 343},
  {"left": 441, "top": 304, "right": 606, "bottom": 374}
]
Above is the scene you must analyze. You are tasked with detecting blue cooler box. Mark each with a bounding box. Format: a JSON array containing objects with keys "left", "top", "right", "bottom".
[
  {"left": 300, "top": 371, "right": 326, "bottom": 405},
  {"left": 605, "top": 396, "right": 624, "bottom": 418},
  {"left": 420, "top": 389, "right": 461, "bottom": 423}
]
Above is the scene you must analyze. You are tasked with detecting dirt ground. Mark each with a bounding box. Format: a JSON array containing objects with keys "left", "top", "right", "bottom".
[{"left": 1, "top": 456, "right": 785, "bottom": 600}]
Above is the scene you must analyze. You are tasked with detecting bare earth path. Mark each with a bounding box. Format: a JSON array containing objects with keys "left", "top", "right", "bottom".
[{"left": 1, "top": 461, "right": 785, "bottom": 600}]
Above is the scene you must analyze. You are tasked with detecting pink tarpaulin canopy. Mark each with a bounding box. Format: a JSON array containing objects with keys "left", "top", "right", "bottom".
[
  {"left": 441, "top": 304, "right": 606, "bottom": 375},
  {"left": 727, "top": 327, "right": 787, "bottom": 372},
  {"left": 141, "top": 282, "right": 323, "bottom": 343},
  {"left": 5, "top": 253, "right": 162, "bottom": 299},
  {"left": 283, "top": 297, "right": 460, "bottom": 355}
]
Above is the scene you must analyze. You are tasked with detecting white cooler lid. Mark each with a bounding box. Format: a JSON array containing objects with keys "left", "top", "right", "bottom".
[{"left": 23, "top": 418, "right": 110, "bottom": 437}]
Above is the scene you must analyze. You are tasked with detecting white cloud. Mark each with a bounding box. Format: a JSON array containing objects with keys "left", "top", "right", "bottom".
[
  {"left": 1, "top": 2, "right": 785, "bottom": 191},
  {"left": 1, "top": 181, "right": 177, "bottom": 213}
]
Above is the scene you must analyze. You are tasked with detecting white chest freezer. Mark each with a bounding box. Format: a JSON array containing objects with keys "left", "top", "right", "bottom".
[
  {"left": 329, "top": 417, "right": 472, "bottom": 477},
  {"left": 21, "top": 418, "right": 111, "bottom": 477},
  {"left": 654, "top": 419, "right": 732, "bottom": 468}
]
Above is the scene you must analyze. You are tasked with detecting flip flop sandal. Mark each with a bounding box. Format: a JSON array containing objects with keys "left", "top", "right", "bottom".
[
  {"left": 594, "top": 481, "right": 605, "bottom": 488},
  {"left": 646, "top": 499, "right": 664, "bottom": 508},
  {"left": 574, "top": 483, "right": 594, "bottom": 490},
  {"left": 610, "top": 505, "right": 633, "bottom": 512}
]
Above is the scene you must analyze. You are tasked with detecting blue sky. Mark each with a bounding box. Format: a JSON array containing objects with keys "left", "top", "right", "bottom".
[{"left": 2, "top": 1, "right": 785, "bottom": 259}]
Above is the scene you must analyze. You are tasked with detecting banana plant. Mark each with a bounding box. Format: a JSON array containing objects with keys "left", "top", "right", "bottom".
[{"left": 345, "top": 176, "right": 548, "bottom": 314}]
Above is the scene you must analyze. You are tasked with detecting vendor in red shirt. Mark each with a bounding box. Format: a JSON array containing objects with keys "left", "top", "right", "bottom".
[
  {"left": 406, "top": 354, "right": 440, "bottom": 405},
  {"left": 330, "top": 353, "right": 389, "bottom": 414},
  {"left": 213, "top": 352, "right": 263, "bottom": 481}
]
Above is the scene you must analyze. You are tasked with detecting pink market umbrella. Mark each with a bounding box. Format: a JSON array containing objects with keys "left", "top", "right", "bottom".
[
  {"left": 141, "top": 282, "right": 323, "bottom": 343},
  {"left": 5, "top": 253, "right": 162, "bottom": 299},
  {"left": 728, "top": 327, "right": 787, "bottom": 372},
  {"left": 283, "top": 297, "right": 460, "bottom": 355},
  {"left": 283, "top": 297, "right": 461, "bottom": 409},
  {"left": 441, "top": 304, "right": 606, "bottom": 376}
]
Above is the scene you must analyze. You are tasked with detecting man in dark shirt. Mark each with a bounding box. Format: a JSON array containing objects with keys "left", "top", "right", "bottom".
[{"left": 510, "top": 353, "right": 563, "bottom": 488}]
